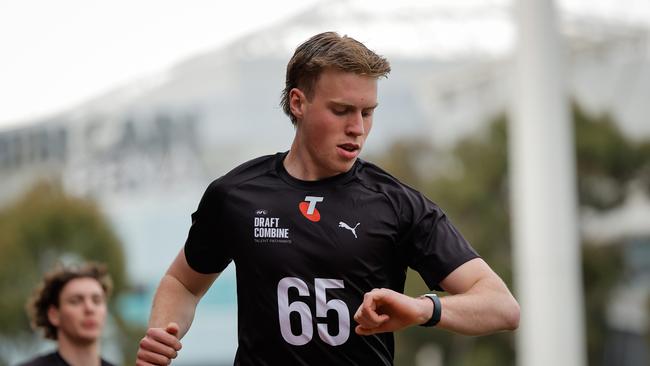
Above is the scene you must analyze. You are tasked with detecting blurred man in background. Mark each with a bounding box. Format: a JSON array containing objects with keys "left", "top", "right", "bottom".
[
  {"left": 18, "top": 262, "right": 115, "bottom": 366},
  {"left": 136, "top": 31, "right": 519, "bottom": 365}
]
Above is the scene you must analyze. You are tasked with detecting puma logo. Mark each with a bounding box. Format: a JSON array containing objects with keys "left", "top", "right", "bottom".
[{"left": 338, "top": 221, "right": 360, "bottom": 239}]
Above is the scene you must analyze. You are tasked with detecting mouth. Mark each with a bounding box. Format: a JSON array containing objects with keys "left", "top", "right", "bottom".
[
  {"left": 336, "top": 143, "right": 361, "bottom": 160},
  {"left": 337, "top": 143, "right": 360, "bottom": 152},
  {"left": 82, "top": 320, "right": 98, "bottom": 328}
]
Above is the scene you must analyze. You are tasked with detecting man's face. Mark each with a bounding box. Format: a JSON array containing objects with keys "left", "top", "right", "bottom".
[
  {"left": 48, "top": 277, "right": 107, "bottom": 345},
  {"left": 291, "top": 68, "right": 378, "bottom": 179}
]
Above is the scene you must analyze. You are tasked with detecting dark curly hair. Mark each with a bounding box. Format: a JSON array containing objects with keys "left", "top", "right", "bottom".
[
  {"left": 26, "top": 262, "right": 113, "bottom": 340},
  {"left": 280, "top": 31, "right": 391, "bottom": 125}
]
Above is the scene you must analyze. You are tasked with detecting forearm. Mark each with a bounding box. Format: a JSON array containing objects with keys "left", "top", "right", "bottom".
[
  {"left": 437, "top": 277, "right": 520, "bottom": 335},
  {"left": 148, "top": 273, "right": 201, "bottom": 339},
  {"left": 354, "top": 275, "right": 519, "bottom": 336}
]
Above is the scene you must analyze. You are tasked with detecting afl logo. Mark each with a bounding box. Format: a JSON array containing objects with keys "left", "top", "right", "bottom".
[{"left": 299, "top": 196, "right": 324, "bottom": 222}]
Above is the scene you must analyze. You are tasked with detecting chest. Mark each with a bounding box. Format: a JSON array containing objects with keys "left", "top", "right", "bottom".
[{"left": 220, "top": 185, "right": 402, "bottom": 275}]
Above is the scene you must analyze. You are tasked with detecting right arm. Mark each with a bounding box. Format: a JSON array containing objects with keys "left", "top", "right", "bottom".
[{"left": 136, "top": 249, "right": 219, "bottom": 366}]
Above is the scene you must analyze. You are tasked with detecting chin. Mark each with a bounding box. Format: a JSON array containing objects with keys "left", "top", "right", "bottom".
[
  {"left": 77, "top": 331, "right": 101, "bottom": 343},
  {"left": 341, "top": 158, "right": 357, "bottom": 169},
  {"left": 319, "top": 157, "right": 356, "bottom": 177},
  {"left": 334, "top": 164, "right": 354, "bottom": 176}
]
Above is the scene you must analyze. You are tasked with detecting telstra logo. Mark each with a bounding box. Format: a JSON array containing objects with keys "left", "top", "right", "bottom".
[{"left": 299, "top": 196, "right": 324, "bottom": 222}]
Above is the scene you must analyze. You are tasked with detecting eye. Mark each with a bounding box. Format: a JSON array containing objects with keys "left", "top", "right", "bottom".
[
  {"left": 332, "top": 108, "right": 347, "bottom": 116},
  {"left": 92, "top": 295, "right": 105, "bottom": 305},
  {"left": 362, "top": 109, "right": 375, "bottom": 118},
  {"left": 67, "top": 296, "right": 82, "bottom": 305}
]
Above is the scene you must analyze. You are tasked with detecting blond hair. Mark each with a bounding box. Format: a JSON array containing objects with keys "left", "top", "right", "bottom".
[{"left": 280, "top": 32, "right": 391, "bottom": 125}]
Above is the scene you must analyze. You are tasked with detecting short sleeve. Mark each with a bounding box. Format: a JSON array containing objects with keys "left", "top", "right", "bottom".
[
  {"left": 399, "top": 190, "right": 479, "bottom": 291},
  {"left": 184, "top": 180, "right": 233, "bottom": 274}
]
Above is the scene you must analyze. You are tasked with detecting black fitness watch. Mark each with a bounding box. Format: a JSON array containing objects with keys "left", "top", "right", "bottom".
[{"left": 419, "top": 293, "right": 442, "bottom": 327}]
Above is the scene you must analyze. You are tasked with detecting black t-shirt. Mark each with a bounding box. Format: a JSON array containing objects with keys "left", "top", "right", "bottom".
[
  {"left": 184, "top": 152, "right": 479, "bottom": 365},
  {"left": 17, "top": 351, "right": 114, "bottom": 366}
]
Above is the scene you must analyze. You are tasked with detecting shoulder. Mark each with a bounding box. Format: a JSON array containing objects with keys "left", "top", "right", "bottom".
[
  {"left": 100, "top": 358, "right": 116, "bottom": 366},
  {"left": 204, "top": 153, "right": 278, "bottom": 198},
  {"left": 355, "top": 159, "right": 447, "bottom": 227},
  {"left": 15, "top": 352, "right": 62, "bottom": 366},
  {"left": 356, "top": 159, "right": 404, "bottom": 188},
  {"left": 356, "top": 159, "right": 434, "bottom": 204},
  {"left": 221, "top": 154, "right": 278, "bottom": 181}
]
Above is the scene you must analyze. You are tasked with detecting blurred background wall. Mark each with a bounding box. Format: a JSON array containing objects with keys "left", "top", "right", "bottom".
[{"left": 0, "top": 1, "right": 648, "bottom": 365}]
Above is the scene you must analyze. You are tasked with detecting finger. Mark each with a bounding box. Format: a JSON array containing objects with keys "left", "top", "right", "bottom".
[
  {"left": 356, "top": 324, "right": 384, "bottom": 336},
  {"left": 166, "top": 322, "right": 180, "bottom": 337},
  {"left": 354, "top": 307, "right": 389, "bottom": 324},
  {"left": 354, "top": 301, "right": 376, "bottom": 324},
  {"left": 147, "top": 328, "right": 182, "bottom": 351},
  {"left": 355, "top": 319, "right": 391, "bottom": 336},
  {"left": 136, "top": 346, "right": 174, "bottom": 365},
  {"left": 135, "top": 359, "right": 160, "bottom": 366},
  {"left": 355, "top": 311, "right": 389, "bottom": 329},
  {"left": 135, "top": 358, "right": 159, "bottom": 366},
  {"left": 139, "top": 336, "right": 178, "bottom": 359},
  {"left": 354, "top": 292, "right": 389, "bottom": 327},
  {"left": 355, "top": 324, "right": 373, "bottom": 335},
  {"left": 355, "top": 290, "right": 379, "bottom": 318},
  {"left": 354, "top": 306, "right": 377, "bottom": 327}
]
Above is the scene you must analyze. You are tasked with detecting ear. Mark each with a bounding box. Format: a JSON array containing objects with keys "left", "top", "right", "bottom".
[
  {"left": 47, "top": 305, "right": 61, "bottom": 327},
  {"left": 289, "top": 88, "right": 307, "bottom": 121}
]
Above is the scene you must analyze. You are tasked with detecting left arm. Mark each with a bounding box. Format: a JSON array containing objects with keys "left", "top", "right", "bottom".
[{"left": 354, "top": 258, "right": 520, "bottom": 336}]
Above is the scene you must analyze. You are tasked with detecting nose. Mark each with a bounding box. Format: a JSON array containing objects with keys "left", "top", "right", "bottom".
[
  {"left": 346, "top": 111, "right": 365, "bottom": 136},
  {"left": 83, "top": 298, "right": 97, "bottom": 313}
]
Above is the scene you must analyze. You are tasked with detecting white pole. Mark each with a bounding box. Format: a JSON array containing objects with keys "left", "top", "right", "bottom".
[{"left": 509, "top": 1, "right": 586, "bottom": 366}]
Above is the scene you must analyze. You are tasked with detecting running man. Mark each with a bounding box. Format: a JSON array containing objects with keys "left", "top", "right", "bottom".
[{"left": 136, "top": 31, "right": 520, "bottom": 366}]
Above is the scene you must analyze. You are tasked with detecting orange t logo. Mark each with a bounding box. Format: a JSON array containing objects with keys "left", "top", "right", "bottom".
[{"left": 299, "top": 196, "right": 323, "bottom": 222}]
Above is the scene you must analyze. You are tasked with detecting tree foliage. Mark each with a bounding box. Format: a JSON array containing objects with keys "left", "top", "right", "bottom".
[
  {"left": 574, "top": 104, "right": 650, "bottom": 210},
  {"left": 373, "top": 104, "right": 650, "bottom": 366},
  {"left": 0, "top": 181, "right": 141, "bottom": 365}
]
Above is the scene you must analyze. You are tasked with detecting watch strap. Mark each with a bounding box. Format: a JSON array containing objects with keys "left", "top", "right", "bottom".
[{"left": 420, "top": 293, "right": 442, "bottom": 327}]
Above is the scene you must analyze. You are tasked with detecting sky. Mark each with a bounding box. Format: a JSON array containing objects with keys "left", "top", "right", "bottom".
[
  {"left": 1, "top": 0, "right": 648, "bottom": 131},
  {"left": 0, "top": 0, "right": 321, "bottom": 130}
]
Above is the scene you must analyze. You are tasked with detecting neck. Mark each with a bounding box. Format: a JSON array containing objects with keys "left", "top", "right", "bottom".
[
  {"left": 284, "top": 142, "right": 312, "bottom": 180},
  {"left": 285, "top": 139, "right": 342, "bottom": 181},
  {"left": 57, "top": 334, "right": 101, "bottom": 366}
]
